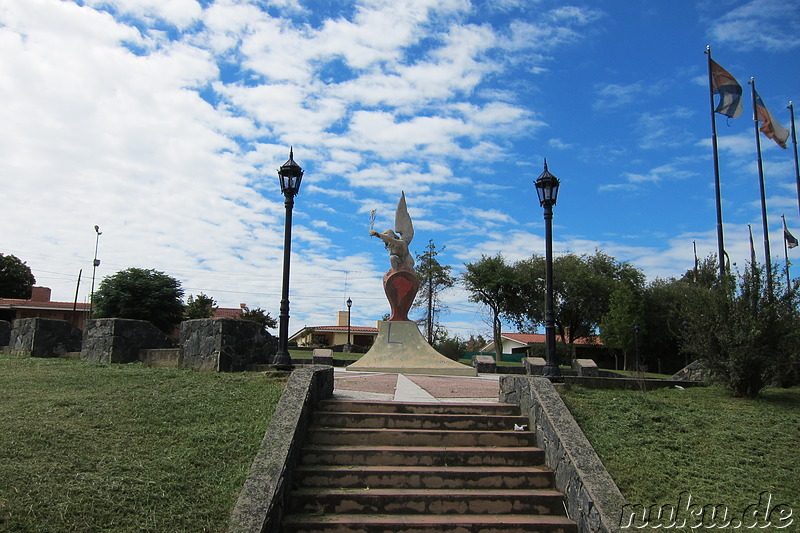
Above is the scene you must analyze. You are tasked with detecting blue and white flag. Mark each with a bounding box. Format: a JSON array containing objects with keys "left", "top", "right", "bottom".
[{"left": 709, "top": 59, "right": 743, "bottom": 119}]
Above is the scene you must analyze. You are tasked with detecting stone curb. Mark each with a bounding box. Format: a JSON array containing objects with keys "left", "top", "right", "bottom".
[
  {"left": 227, "top": 365, "right": 333, "bottom": 533},
  {"left": 500, "top": 376, "right": 626, "bottom": 533}
]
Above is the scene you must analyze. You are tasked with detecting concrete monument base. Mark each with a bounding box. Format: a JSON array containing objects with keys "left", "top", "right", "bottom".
[{"left": 347, "top": 321, "right": 476, "bottom": 376}]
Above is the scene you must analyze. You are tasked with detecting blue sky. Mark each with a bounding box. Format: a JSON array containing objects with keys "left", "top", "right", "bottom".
[{"left": 1, "top": 0, "right": 799, "bottom": 338}]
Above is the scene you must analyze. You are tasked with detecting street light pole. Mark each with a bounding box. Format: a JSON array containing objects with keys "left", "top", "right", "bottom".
[
  {"left": 273, "top": 148, "right": 304, "bottom": 369},
  {"left": 346, "top": 296, "right": 352, "bottom": 352},
  {"left": 535, "top": 160, "right": 561, "bottom": 378},
  {"left": 89, "top": 225, "right": 102, "bottom": 316}
]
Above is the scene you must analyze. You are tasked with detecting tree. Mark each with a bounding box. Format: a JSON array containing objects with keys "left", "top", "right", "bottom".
[
  {"left": 93, "top": 268, "right": 184, "bottom": 334},
  {"left": 413, "top": 240, "right": 456, "bottom": 344},
  {"left": 184, "top": 293, "right": 217, "bottom": 319},
  {"left": 462, "top": 254, "right": 521, "bottom": 360},
  {"left": 433, "top": 331, "right": 467, "bottom": 361},
  {"left": 238, "top": 307, "right": 278, "bottom": 330},
  {"left": 599, "top": 284, "right": 645, "bottom": 370},
  {"left": 0, "top": 253, "right": 36, "bottom": 299},
  {"left": 513, "top": 251, "right": 645, "bottom": 356},
  {"left": 679, "top": 254, "right": 722, "bottom": 288},
  {"left": 681, "top": 263, "right": 800, "bottom": 398},
  {"left": 641, "top": 278, "right": 698, "bottom": 374},
  {"left": 465, "top": 334, "right": 487, "bottom": 353}
]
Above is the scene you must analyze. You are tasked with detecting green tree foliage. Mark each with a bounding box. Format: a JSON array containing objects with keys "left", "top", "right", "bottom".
[
  {"left": 238, "top": 307, "right": 278, "bottom": 330},
  {"left": 184, "top": 293, "right": 217, "bottom": 319},
  {"left": 465, "top": 334, "right": 487, "bottom": 353},
  {"left": 461, "top": 254, "right": 520, "bottom": 360},
  {"left": 641, "top": 278, "right": 698, "bottom": 374},
  {"left": 599, "top": 284, "right": 645, "bottom": 370},
  {"left": 679, "top": 254, "right": 722, "bottom": 288},
  {"left": 433, "top": 331, "right": 467, "bottom": 361},
  {"left": 681, "top": 263, "right": 800, "bottom": 398},
  {"left": 0, "top": 254, "right": 36, "bottom": 299},
  {"left": 514, "top": 251, "right": 645, "bottom": 353},
  {"left": 93, "top": 268, "right": 184, "bottom": 334},
  {"left": 414, "top": 240, "right": 456, "bottom": 344}
]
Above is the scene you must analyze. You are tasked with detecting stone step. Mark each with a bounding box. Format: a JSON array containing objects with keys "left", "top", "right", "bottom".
[
  {"left": 307, "top": 427, "right": 536, "bottom": 447},
  {"left": 288, "top": 488, "right": 566, "bottom": 515},
  {"left": 313, "top": 411, "right": 529, "bottom": 431},
  {"left": 282, "top": 514, "right": 578, "bottom": 533},
  {"left": 293, "top": 465, "right": 556, "bottom": 490},
  {"left": 300, "top": 445, "right": 545, "bottom": 467},
  {"left": 317, "top": 400, "right": 519, "bottom": 416}
]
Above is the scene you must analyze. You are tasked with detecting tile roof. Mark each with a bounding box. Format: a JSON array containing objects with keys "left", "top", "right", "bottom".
[
  {"left": 302, "top": 325, "right": 379, "bottom": 333},
  {"left": 502, "top": 332, "right": 601, "bottom": 345},
  {"left": 0, "top": 298, "right": 90, "bottom": 310},
  {"left": 212, "top": 307, "right": 244, "bottom": 319}
]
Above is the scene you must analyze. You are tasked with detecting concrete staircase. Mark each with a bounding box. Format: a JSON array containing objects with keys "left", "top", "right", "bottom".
[{"left": 282, "top": 400, "right": 577, "bottom": 533}]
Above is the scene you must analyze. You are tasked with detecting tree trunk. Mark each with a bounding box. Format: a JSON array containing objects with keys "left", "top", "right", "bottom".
[{"left": 493, "top": 312, "right": 503, "bottom": 363}]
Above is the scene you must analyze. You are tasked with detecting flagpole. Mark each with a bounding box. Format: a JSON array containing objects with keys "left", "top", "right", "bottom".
[
  {"left": 789, "top": 102, "right": 800, "bottom": 221},
  {"left": 782, "top": 214, "right": 791, "bottom": 289},
  {"left": 749, "top": 77, "right": 773, "bottom": 295},
  {"left": 706, "top": 46, "right": 727, "bottom": 279}
]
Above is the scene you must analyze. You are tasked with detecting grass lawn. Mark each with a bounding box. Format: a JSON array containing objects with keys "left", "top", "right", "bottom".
[
  {"left": 559, "top": 385, "right": 800, "bottom": 521},
  {"left": 0, "top": 353, "right": 285, "bottom": 533}
]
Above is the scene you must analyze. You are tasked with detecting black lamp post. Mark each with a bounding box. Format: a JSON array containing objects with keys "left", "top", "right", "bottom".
[
  {"left": 535, "top": 160, "right": 561, "bottom": 378},
  {"left": 272, "top": 148, "right": 303, "bottom": 369},
  {"left": 346, "top": 297, "right": 352, "bottom": 352}
]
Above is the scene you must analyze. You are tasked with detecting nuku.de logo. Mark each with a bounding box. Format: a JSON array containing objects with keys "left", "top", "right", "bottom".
[{"left": 619, "top": 491, "right": 794, "bottom": 529}]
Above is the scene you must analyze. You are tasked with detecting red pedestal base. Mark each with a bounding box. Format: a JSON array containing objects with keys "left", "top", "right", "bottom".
[{"left": 383, "top": 267, "right": 419, "bottom": 321}]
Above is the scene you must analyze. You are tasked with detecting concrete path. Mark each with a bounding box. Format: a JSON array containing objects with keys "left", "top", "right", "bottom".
[{"left": 332, "top": 367, "right": 501, "bottom": 403}]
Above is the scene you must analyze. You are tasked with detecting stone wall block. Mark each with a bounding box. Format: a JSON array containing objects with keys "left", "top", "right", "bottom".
[
  {"left": 9, "top": 318, "right": 82, "bottom": 357},
  {"left": 180, "top": 318, "right": 276, "bottom": 372},
  {"left": 0, "top": 320, "right": 11, "bottom": 346},
  {"left": 81, "top": 319, "right": 172, "bottom": 363}
]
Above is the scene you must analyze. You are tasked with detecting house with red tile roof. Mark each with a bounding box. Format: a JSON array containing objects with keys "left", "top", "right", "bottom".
[
  {"left": 0, "top": 287, "right": 90, "bottom": 329},
  {"left": 0, "top": 287, "right": 248, "bottom": 331},
  {"left": 480, "top": 332, "right": 601, "bottom": 355},
  {"left": 289, "top": 311, "right": 378, "bottom": 349}
]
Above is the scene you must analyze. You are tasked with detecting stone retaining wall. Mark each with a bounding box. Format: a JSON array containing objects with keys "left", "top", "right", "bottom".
[
  {"left": 500, "top": 375, "right": 626, "bottom": 533},
  {"left": 140, "top": 348, "right": 181, "bottom": 368},
  {"left": 227, "top": 366, "right": 334, "bottom": 533},
  {"left": 9, "top": 318, "right": 82, "bottom": 357},
  {"left": 180, "top": 318, "right": 276, "bottom": 372},
  {"left": 0, "top": 320, "right": 10, "bottom": 346},
  {"left": 81, "top": 319, "right": 173, "bottom": 364}
]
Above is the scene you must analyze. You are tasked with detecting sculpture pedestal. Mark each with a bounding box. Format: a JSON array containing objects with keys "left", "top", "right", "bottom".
[{"left": 347, "top": 321, "right": 477, "bottom": 376}]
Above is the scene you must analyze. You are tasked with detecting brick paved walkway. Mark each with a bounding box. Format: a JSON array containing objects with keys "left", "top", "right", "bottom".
[{"left": 333, "top": 368, "right": 501, "bottom": 403}]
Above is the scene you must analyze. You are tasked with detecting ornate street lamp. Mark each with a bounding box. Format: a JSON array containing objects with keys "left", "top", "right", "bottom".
[
  {"left": 272, "top": 148, "right": 304, "bottom": 369},
  {"left": 535, "top": 160, "right": 561, "bottom": 378},
  {"left": 346, "top": 296, "right": 352, "bottom": 352}
]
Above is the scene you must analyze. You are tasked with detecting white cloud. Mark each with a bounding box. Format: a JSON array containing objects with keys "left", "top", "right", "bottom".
[
  {"left": 85, "top": 0, "right": 203, "bottom": 30},
  {"left": 708, "top": 0, "right": 800, "bottom": 51}
]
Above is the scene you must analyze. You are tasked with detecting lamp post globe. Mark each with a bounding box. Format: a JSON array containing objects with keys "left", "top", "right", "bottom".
[
  {"left": 535, "top": 159, "right": 561, "bottom": 378},
  {"left": 272, "top": 148, "right": 304, "bottom": 369}
]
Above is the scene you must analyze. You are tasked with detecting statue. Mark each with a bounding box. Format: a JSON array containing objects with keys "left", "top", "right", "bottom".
[
  {"left": 348, "top": 192, "right": 475, "bottom": 376},
  {"left": 370, "top": 192, "right": 419, "bottom": 321},
  {"left": 369, "top": 192, "right": 415, "bottom": 270}
]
